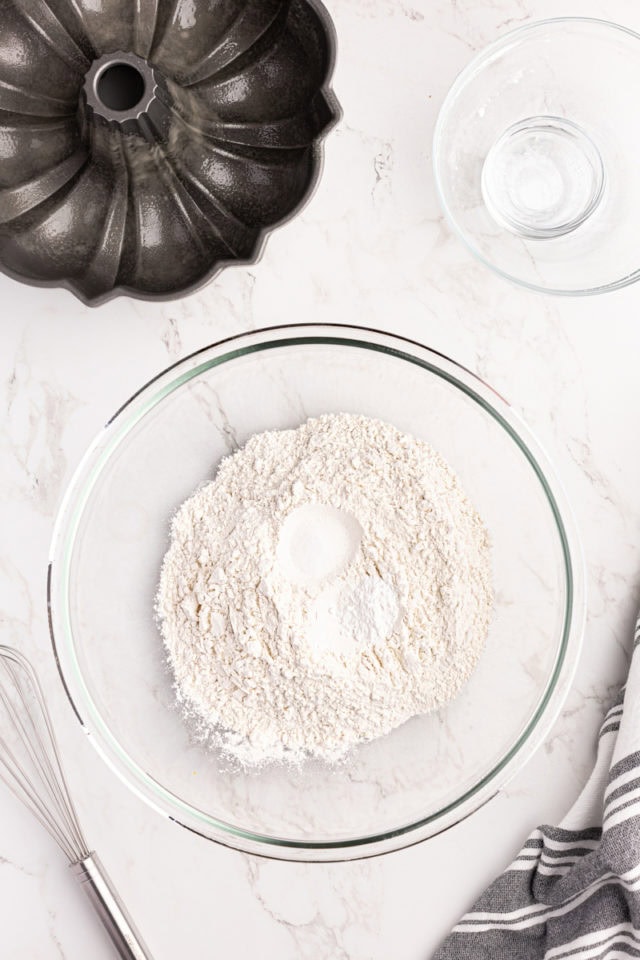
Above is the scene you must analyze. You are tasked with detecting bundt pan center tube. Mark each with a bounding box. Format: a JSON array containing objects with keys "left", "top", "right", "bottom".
[{"left": 0, "top": 0, "right": 339, "bottom": 304}]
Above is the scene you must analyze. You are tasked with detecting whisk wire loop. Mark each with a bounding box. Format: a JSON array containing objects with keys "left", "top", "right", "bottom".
[
  {"left": 0, "top": 646, "right": 88, "bottom": 862},
  {"left": 0, "top": 645, "right": 153, "bottom": 959}
]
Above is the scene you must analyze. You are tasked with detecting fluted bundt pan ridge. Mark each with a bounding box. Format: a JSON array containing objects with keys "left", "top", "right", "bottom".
[{"left": 0, "top": 0, "right": 339, "bottom": 304}]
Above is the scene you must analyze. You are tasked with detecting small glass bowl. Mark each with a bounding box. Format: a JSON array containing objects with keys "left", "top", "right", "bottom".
[
  {"left": 433, "top": 18, "right": 640, "bottom": 295},
  {"left": 48, "top": 326, "right": 584, "bottom": 860}
]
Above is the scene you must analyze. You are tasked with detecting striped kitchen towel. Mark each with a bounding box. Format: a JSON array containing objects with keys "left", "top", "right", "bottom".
[{"left": 434, "top": 614, "right": 640, "bottom": 960}]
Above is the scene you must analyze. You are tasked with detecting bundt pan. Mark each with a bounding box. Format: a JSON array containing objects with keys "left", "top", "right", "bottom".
[{"left": 0, "top": 0, "right": 339, "bottom": 304}]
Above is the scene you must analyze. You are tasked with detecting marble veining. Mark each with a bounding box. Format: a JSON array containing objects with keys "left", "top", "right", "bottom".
[{"left": 2, "top": 0, "right": 640, "bottom": 956}]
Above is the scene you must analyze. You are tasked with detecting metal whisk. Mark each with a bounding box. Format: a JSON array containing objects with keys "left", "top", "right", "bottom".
[{"left": 0, "top": 645, "right": 152, "bottom": 960}]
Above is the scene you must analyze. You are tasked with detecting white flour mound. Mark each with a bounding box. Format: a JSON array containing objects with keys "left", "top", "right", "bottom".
[{"left": 157, "top": 414, "right": 493, "bottom": 766}]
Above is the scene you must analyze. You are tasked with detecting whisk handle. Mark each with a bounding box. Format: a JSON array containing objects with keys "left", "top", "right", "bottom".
[{"left": 71, "top": 853, "right": 153, "bottom": 960}]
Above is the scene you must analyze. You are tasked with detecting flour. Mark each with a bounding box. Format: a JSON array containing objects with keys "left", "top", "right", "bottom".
[{"left": 157, "top": 413, "right": 493, "bottom": 766}]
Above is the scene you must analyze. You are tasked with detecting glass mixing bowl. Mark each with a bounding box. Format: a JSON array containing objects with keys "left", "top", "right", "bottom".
[
  {"left": 433, "top": 18, "right": 640, "bottom": 295},
  {"left": 48, "top": 326, "right": 584, "bottom": 860}
]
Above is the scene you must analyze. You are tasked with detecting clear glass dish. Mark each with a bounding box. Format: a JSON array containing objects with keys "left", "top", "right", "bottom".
[
  {"left": 48, "top": 325, "right": 585, "bottom": 860},
  {"left": 433, "top": 18, "right": 640, "bottom": 295}
]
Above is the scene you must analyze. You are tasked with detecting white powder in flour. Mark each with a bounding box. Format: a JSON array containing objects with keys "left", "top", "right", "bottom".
[{"left": 157, "top": 413, "right": 493, "bottom": 766}]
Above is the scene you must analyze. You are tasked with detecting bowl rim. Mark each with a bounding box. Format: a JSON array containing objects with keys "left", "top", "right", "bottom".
[
  {"left": 48, "top": 323, "right": 586, "bottom": 860},
  {"left": 432, "top": 16, "right": 640, "bottom": 297}
]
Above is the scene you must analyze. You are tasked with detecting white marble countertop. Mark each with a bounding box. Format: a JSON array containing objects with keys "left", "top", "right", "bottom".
[{"left": 3, "top": 0, "right": 640, "bottom": 956}]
